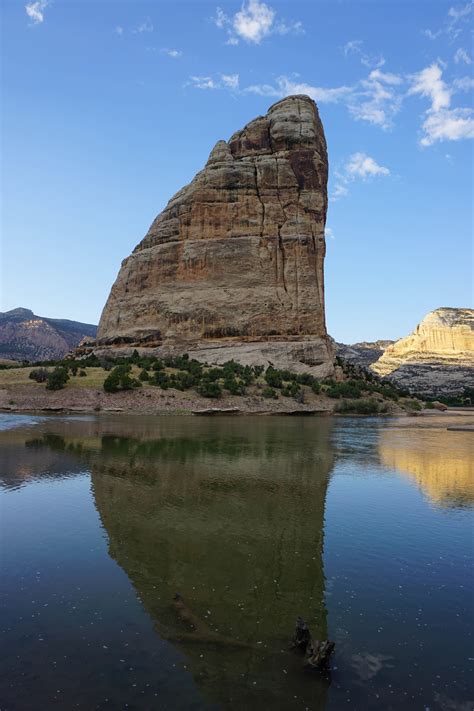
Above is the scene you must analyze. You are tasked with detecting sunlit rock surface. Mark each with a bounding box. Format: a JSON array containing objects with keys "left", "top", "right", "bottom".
[
  {"left": 371, "top": 308, "right": 474, "bottom": 396},
  {"left": 97, "top": 95, "right": 334, "bottom": 375}
]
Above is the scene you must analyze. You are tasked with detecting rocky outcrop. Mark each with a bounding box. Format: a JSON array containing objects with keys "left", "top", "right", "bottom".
[
  {"left": 0, "top": 308, "right": 97, "bottom": 362},
  {"left": 97, "top": 95, "right": 334, "bottom": 375},
  {"left": 337, "top": 340, "right": 394, "bottom": 369},
  {"left": 371, "top": 308, "right": 474, "bottom": 396}
]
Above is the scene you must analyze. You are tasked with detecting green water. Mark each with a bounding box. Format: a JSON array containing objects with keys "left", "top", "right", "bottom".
[{"left": 0, "top": 413, "right": 473, "bottom": 710}]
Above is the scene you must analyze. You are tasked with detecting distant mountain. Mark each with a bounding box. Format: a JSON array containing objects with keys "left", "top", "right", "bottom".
[
  {"left": 336, "top": 340, "right": 395, "bottom": 369},
  {"left": 0, "top": 308, "right": 97, "bottom": 362}
]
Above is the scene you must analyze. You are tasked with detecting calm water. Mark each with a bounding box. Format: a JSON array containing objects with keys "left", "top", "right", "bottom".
[{"left": 0, "top": 413, "right": 472, "bottom": 710}]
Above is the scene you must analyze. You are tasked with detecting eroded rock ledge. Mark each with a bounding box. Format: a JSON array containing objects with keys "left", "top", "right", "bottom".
[{"left": 96, "top": 95, "right": 334, "bottom": 376}]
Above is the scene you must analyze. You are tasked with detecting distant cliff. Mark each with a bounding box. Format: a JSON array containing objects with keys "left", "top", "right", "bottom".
[
  {"left": 336, "top": 340, "right": 395, "bottom": 369},
  {"left": 0, "top": 308, "right": 97, "bottom": 362},
  {"left": 371, "top": 308, "right": 474, "bottom": 396}
]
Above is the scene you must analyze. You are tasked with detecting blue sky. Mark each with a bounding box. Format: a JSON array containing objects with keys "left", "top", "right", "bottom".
[{"left": 1, "top": 0, "right": 473, "bottom": 342}]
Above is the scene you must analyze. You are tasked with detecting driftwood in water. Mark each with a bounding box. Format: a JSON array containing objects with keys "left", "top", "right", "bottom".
[
  {"left": 155, "top": 593, "right": 251, "bottom": 649},
  {"left": 290, "top": 617, "right": 335, "bottom": 671},
  {"left": 305, "top": 639, "right": 335, "bottom": 669}
]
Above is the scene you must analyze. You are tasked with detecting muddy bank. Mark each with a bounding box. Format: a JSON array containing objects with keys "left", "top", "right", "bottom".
[{"left": 0, "top": 382, "right": 337, "bottom": 416}]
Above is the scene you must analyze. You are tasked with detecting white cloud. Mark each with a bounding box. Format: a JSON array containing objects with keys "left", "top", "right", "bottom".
[
  {"left": 346, "top": 152, "right": 390, "bottom": 178},
  {"left": 408, "top": 63, "right": 451, "bottom": 112},
  {"left": 348, "top": 68, "right": 403, "bottom": 129},
  {"left": 246, "top": 75, "right": 351, "bottom": 103},
  {"left": 409, "top": 62, "right": 474, "bottom": 145},
  {"left": 189, "top": 74, "right": 239, "bottom": 91},
  {"left": 115, "top": 25, "right": 124, "bottom": 36},
  {"left": 453, "top": 76, "right": 474, "bottom": 91},
  {"left": 331, "top": 152, "right": 390, "bottom": 201},
  {"left": 454, "top": 47, "right": 472, "bottom": 64},
  {"left": 213, "top": 1, "right": 302, "bottom": 45},
  {"left": 161, "top": 48, "right": 183, "bottom": 59},
  {"left": 325, "top": 227, "right": 336, "bottom": 240},
  {"left": 25, "top": 0, "right": 49, "bottom": 25},
  {"left": 190, "top": 76, "right": 219, "bottom": 90},
  {"left": 422, "top": 28, "right": 442, "bottom": 40},
  {"left": 420, "top": 108, "right": 474, "bottom": 146},
  {"left": 221, "top": 73, "right": 240, "bottom": 90},
  {"left": 234, "top": 0, "right": 274, "bottom": 43},
  {"left": 342, "top": 39, "right": 385, "bottom": 69},
  {"left": 134, "top": 17, "right": 153, "bottom": 34},
  {"left": 422, "top": 1, "right": 473, "bottom": 41},
  {"left": 214, "top": 6, "right": 228, "bottom": 29}
]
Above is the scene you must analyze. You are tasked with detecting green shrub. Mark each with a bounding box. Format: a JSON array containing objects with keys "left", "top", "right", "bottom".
[
  {"left": 265, "top": 366, "right": 283, "bottom": 389},
  {"left": 326, "top": 381, "right": 363, "bottom": 399},
  {"left": 29, "top": 368, "right": 49, "bottom": 383},
  {"left": 79, "top": 369, "right": 87, "bottom": 377},
  {"left": 46, "top": 367, "right": 70, "bottom": 391},
  {"left": 153, "top": 371, "right": 170, "bottom": 389},
  {"left": 198, "top": 380, "right": 222, "bottom": 398},
  {"left": 139, "top": 368, "right": 150, "bottom": 381},
  {"left": 336, "top": 398, "right": 380, "bottom": 415},
  {"left": 262, "top": 386, "right": 278, "bottom": 399},
  {"left": 403, "top": 399, "right": 422, "bottom": 411},
  {"left": 311, "top": 380, "right": 321, "bottom": 394},
  {"left": 224, "top": 377, "right": 245, "bottom": 395},
  {"left": 103, "top": 364, "right": 140, "bottom": 393},
  {"left": 281, "top": 382, "right": 301, "bottom": 399}
]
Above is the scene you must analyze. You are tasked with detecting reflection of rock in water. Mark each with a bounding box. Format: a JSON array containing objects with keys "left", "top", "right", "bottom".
[
  {"left": 87, "top": 417, "right": 334, "bottom": 710},
  {"left": 379, "top": 426, "right": 474, "bottom": 508}
]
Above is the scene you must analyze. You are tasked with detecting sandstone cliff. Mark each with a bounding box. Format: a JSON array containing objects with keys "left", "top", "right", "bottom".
[
  {"left": 97, "top": 95, "right": 334, "bottom": 375},
  {"left": 371, "top": 308, "right": 474, "bottom": 396}
]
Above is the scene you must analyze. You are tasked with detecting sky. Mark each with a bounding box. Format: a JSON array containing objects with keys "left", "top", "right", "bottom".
[{"left": 1, "top": 0, "right": 473, "bottom": 343}]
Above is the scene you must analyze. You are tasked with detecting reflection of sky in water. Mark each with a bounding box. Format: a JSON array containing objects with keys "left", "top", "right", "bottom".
[{"left": 0, "top": 414, "right": 472, "bottom": 711}]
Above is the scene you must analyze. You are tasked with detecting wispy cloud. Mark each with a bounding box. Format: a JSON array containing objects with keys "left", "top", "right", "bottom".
[
  {"left": 25, "top": 0, "right": 49, "bottom": 25},
  {"left": 423, "top": 0, "right": 473, "bottom": 42},
  {"left": 189, "top": 74, "right": 240, "bottom": 91},
  {"left": 133, "top": 17, "right": 153, "bottom": 34},
  {"left": 331, "top": 152, "right": 390, "bottom": 201},
  {"left": 348, "top": 69, "right": 403, "bottom": 129},
  {"left": 325, "top": 227, "right": 336, "bottom": 240},
  {"left": 409, "top": 62, "right": 474, "bottom": 145},
  {"left": 454, "top": 47, "right": 472, "bottom": 64},
  {"left": 342, "top": 39, "right": 385, "bottom": 69},
  {"left": 246, "top": 75, "right": 352, "bottom": 104},
  {"left": 161, "top": 48, "right": 183, "bottom": 59},
  {"left": 115, "top": 25, "right": 124, "bottom": 36},
  {"left": 213, "top": 1, "right": 303, "bottom": 45}
]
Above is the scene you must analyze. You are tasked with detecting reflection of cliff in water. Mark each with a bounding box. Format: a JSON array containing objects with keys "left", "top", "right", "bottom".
[
  {"left": 379, "top": 425, "right": 474, "bottom": 508},
  {"left": 57, "top": 416, "right": 334, "bottom": 710}
]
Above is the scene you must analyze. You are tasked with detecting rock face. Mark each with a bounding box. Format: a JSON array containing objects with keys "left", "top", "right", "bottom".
[
  {"left": 97, "top": 95, "right": 334, "bottom": 375},
  {"left": 371, "top": 308, "right": 474, "bottom": 396},
  {"left": 336, "top": 340, "right": 394, "bottom": 369},
  {"left": 0, "top": 308, "right": 97, "bottom": 362}
]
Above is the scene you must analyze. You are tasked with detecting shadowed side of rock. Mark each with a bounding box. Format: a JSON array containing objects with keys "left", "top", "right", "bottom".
[{"left": 96, "top": 95, "right": 334, "bottom": 376}]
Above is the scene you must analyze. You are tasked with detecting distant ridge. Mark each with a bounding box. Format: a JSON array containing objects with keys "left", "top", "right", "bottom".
[{"left": 0, "top": 308, "right": 97, "bottom": 362}]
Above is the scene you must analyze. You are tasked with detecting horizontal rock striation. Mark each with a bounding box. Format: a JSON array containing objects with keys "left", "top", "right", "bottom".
[
  {"left": 371, "top": 308, "right": 474, "bottom": 396},
  {"left": 97, "top": 95, "right": 334, "bottom": 375}
]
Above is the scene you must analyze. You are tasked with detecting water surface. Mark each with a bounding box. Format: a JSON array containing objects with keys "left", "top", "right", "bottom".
[{"left": 1, "top": 413, "right": 472, "bottom": 710}]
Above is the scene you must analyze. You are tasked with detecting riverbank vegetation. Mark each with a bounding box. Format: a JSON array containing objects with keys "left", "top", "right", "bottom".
[{"left": 0, "top": 351, "right": 434, "bottom": 414}]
